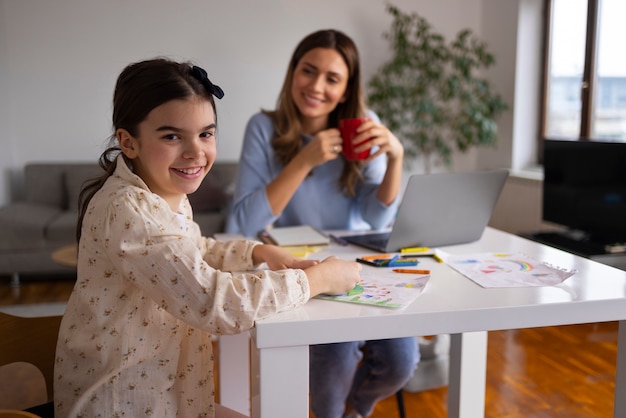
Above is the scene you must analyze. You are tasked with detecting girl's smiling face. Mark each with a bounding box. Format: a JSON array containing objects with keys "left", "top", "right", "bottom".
[
  {"left": 291, "top": 47, "right": 349, "bottom": 134},
  {"left": 117, "top": 97, "right": 217, "bottom": 211}
]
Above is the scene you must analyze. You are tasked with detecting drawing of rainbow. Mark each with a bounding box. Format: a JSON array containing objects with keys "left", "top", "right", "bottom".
[{"left": 505, "top": 259, "right": 533, "bottom": 271}]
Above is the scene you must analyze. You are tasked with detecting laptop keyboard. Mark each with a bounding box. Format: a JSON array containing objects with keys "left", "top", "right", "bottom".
[
  {"left": 368, "top": 237, "right": 390, "bottom": 248},
  {"left": 346, "top": 232, "right": 391, "bottom": 249}
]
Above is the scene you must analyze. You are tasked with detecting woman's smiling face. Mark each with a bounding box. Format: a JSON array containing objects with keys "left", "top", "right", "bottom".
[
  {"left": 117, "top": 97, "right": 217, "bottom": 210},
  {"left": 291, "top": 47, "right": 349, "bottom": 134}
]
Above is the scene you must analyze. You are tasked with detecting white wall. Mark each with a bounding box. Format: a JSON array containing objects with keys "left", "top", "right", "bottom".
[
  {"left": 0, "top": 0, "right": 542, "bottom": 232},
  {"left": 0, "top": 1, "right": 15, "bottom": 203}
]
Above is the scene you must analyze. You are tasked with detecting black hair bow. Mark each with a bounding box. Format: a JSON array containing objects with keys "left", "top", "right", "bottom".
[{"left": 191, "top": 65, "right": 224, "bottom": 99}]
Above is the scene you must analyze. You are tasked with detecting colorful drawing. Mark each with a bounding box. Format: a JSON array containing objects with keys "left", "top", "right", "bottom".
[
  {"left": 446, "top": 252, "right": 575, "bottom": 288},
  {"left": 316, "top": 271, "right": 429, "bottom": 309},
  {"left": 503, "top": 259, "right": 534, "bottom": 271}
]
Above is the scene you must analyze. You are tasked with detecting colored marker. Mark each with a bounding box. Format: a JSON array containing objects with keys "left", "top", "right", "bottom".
[
  {"left": 433, "top": 254, "right": 444, "bottom": 263},
  {"left": 361, "top": 253, "right": 394, "bottom": 261},
  {"left": 356, "top": 258, "right": 380, "bottom": 267},
  {"left": 393, "top": 268, "right": 430, "bottom": 274},
  {"left": 400, "top": 247, "right": 430, "bottom": 253}
]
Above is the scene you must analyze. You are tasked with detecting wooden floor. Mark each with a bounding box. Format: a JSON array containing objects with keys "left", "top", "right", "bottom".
[{"left": 1, "top": 275, "right": 619, "bottom": 417}]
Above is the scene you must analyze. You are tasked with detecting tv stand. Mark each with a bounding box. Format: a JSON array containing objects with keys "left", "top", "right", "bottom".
[{"left": 521, "top": 230, "right": 626, "bottom": 271}]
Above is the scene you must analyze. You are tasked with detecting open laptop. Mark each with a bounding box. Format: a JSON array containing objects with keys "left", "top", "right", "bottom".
[{"left": 344, "top": 169, "right": 509, "bottom": 252}]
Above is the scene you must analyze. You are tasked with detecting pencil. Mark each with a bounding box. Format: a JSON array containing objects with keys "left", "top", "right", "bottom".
[{"left": 392, "top": 269, "right": 430, "bottom": 274}]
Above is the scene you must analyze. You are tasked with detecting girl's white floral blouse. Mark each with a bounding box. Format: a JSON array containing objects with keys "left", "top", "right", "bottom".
[{"left": 54, "top": 156, "right": 310, "bottom": 417}]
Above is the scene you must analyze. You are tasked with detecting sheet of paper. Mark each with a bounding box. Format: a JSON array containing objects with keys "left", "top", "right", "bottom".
[
  {"left": 445, "top": 252, "right": 576, "bottom": 288},
  {"left": 316, "top": 270, "right": 430, "bottom": 309}
]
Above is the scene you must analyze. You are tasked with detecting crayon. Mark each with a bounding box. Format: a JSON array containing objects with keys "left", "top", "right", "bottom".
[{"left": 392, "top": 268, "right": 430, "bottom": 274}]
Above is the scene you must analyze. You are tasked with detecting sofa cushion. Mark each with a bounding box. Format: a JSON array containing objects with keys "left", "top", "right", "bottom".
[
  {"left": 45, "top": 211, "right": 79, "bottom": 244},
  {"left": 24, "top": 164, "right": 66, "bottom": 208},
  {"left": 0, "top": 202, "right": 63, "bottom": 250},
  {"left": 64, "top": 164, "right": 103, "bottom": 212}
]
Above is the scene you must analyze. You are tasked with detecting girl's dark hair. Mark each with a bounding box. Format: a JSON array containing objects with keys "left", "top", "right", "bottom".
[
  {"left": 265, "top": 29, "right": 367, "bottom": 197},
  {"left": 76, "top": 58, "right": 219, "bottom": 242}
]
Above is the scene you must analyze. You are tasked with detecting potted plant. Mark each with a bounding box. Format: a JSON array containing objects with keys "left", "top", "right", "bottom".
[{"left": 368, "top": 3, "right": 508, "bottom": 173}]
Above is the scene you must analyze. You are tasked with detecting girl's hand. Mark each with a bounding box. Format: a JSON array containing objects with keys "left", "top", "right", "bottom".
[
  {"left": 304, "top": 256, "right": 362, "bottom": 297},
  {"left": 297, "top": 128, "right": 344, "bottom": 168},
  {"left": 252, "top": 244, "right": 319, "bottom": 270},
  {"left": 352, "top": 120, "right": 404, "bottom": 163}
]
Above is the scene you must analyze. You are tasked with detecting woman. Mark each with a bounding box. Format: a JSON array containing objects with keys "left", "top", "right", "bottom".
[{"left": 227, "top": 30, "right": 419, "bottom": 418}]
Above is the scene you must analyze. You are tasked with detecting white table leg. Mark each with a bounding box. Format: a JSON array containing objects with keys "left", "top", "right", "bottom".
[
  {"left": 250, "top": 339, "right": 309, "bottom": 418},
  {"left": 614, "top": 320, "right": 626, "bottom": 417},
  {"left": 218, "top": 332, "right": 250, "bottom": 415},
  {"left": 447, "top": 331, "right": 488, "bottom": 418}
]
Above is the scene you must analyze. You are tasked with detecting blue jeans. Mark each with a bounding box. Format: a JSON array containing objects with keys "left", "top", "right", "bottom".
[{"left": 309, "top": 337, "right": 419, "bottom": 418}]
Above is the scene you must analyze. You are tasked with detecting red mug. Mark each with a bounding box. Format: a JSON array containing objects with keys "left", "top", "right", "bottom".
[{"left": 339, "top": 118, "right": 371, "bottom": 161}]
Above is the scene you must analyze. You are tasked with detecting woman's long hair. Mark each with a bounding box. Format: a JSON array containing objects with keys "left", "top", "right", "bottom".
[
  {"left": 265, "top": 29, "right": 367, "bottom": 197},
  {"left": 76, "top": 58, "right": 218, "bottom": 242}
]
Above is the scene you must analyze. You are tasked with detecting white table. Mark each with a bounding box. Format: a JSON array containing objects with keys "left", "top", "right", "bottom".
[{"left": 220, "top": 227, "right": 626, "bottom": 417}]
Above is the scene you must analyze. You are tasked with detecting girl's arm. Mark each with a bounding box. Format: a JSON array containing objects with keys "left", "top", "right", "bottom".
[
  {"left": 251, "top": 244, "right": 361, "bottom": 297},
  {"left": 100, "top": 196, "right": 310, "bottom": 334},
  {"left": 204, "top": 238, "right": 360, "bottom": 298},
  {"left": 101, "top": 197, "right": 358, "bottom": 334}
]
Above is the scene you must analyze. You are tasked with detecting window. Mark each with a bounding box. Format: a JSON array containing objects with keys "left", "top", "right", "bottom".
[{"left": 542, "top": 0, "right": 626, "bottom": 143}]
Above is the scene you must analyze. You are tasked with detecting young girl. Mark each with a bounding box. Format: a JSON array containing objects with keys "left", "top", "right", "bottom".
[
  {"left": 54, "top": 58, "right": 361, "bottom": 417},
  {"left": 226, "top": 30, "right": 419, "bottom": 418}
]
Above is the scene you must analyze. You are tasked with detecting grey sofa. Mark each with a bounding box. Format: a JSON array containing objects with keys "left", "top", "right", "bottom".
[{"left": 0, "top": 161, "right": 238, "bottom": 283}]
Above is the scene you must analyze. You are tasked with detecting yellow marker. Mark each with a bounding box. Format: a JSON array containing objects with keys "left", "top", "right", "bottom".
[
  {"left": 433, "top": 254, "right": 444, "bottom": 263},
  {"left": 400, "top": 247, "right": 430, "bottom": 253}
]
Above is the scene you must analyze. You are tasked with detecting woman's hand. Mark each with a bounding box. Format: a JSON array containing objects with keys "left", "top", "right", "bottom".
[
  {"left": 352, "top": 119, "right": 404, "bottom": 163},
  {"left": 296, "top": 128, "right": 344, "bottom": 168},
  {"left": 252, "top": 244, "right": 319, "bottom": 270},
  {"left": 265, "top": 128, "right": 344, "bottom": 217}
]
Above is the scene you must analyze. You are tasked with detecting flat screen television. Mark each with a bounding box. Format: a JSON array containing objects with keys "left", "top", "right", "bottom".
[{"left": 541, "top": 139, "right": 626, "bottom": 254}]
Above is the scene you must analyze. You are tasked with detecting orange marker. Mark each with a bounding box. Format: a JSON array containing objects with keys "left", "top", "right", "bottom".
[
  {"left": 393, "top": 268, "right": 430, "bottom": 275},
  {"left": 361, "top": 253, "right": 393, "bottom": 261}
]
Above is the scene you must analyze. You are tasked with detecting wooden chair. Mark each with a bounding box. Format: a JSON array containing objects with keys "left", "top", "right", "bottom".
[
  {"left": 215, "top": 404, "right": 248, "bottom": 418},
  {"left": 0, "top": 411, "right": 40, "bottom": 418},
  {"left": 0, "top": 312, "right": 61, "bottom": 417}
]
